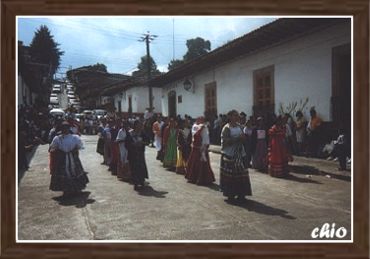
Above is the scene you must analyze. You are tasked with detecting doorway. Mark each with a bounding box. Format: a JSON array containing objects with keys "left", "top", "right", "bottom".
[
  {"left": 331, "top": 44, "right": 351, "bottom": 133},
  {"left": 168, "top": 90, "right": 176, "bottom": 118}
]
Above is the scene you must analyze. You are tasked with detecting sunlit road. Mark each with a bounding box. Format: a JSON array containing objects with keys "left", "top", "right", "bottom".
[{"left": 18, "top": 135, "right": 351, "bottom": 241}]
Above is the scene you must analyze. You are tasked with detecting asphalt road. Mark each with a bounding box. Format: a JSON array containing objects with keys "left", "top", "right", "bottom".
[{"left": 18, "top": 135, "right": 351, "bottom": 241}]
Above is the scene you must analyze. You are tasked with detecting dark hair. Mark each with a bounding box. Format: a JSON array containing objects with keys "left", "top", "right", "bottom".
[{"left": 227, "top": 109, "right": 238, "bottom": 117}]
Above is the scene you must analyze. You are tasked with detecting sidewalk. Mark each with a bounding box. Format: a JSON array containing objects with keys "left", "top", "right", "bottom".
[{"left": 208, "top": 145, "right": 351, "bottom": 181}]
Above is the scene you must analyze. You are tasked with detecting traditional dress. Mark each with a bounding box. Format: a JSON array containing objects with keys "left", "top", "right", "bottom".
[
  {"left": 176, "top": 127, "right": 192, "bottom": 174},
  {"left": 96, "top": 124, "right": 105, "bottom": 157},
  {"left": 252, "top": 127, "right": 268, "bottom": 171},
  {"left": 220, "top": 124, "right": 252, "bottom": 198},
  {"left": 110, "top": 126, "right": 119, "bottom": 175},
  {"left": 116, "top": 128, "right": 131, "bottom": 181},
  {"left": 268, "top": 124, "right": 292, "bottom": 177},
  {"left": 162, "top": 126, "right": 178, "bottom": 169},
  {"left": 307, "top": 115, "right": 323, "bottom": 157},
  {"left": 295, "top": 117, "right": 306, "bottom": 145},
  {"left": 243, "top": 126, "right": 254, "bottom": 168},
  {"left": 103, "top": 126, "right": 112, "bottom": 166},
  {"left": 185, "top": 123, "right": 215, "bottom": 185},
  {"left": 49, "top": 134, "right": 89, "bottom": 194},
  {"left": 152, "top": 120, "right": 163, "bottom": 159},
  {"left": 126, "top": 130, "right": 149, "bottom": 187}
]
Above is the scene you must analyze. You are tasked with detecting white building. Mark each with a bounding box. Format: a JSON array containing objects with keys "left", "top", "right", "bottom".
[
  {"left": 151, "top": 18, "right": 351, "bottom": 131},
  {"left": 102, "top": 79, "right": 162, "bottom": 115}
]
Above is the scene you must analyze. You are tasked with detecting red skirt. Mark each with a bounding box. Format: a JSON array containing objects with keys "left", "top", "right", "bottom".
[{"left": 185, "top": 147, "right": 215, "bottom": 185}]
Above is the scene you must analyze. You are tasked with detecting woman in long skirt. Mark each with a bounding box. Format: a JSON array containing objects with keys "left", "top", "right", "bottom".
[
  {"left": 116, "top": 121, "right": 131, "bottom": 182},
  {"left": 152, "top": 116, "right": 163, "bottom": 160},
  {"left": 220, "top": 110, "right": 252, "bottom": 202},
  {"left": 49, "top": 121, "right": 89, "bottom": 197},
  {"left": 96, "top": 120, "right": 105, "bottom": 163},
  {"left": 252, "top": 117, "right": 268, "bottom": 172},
  {"left": 268, "top": 116, "right": 293, "bottom": 177},
  {"left": 126, "top": 120, "right": 149, "bottom": 190},
  {"left": 109, "top": 120, "right": 120, "bottom": 175},
  {"left": 162, "top": 118, "right": 178, "bottom": 170},
  {"left": 176, "top": 119, "right": 192, "bottom": 174},
  {"left": 185, "top": 117, "right": 215, "bottom": 185}
]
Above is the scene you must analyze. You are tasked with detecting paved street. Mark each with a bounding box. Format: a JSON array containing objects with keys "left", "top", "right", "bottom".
[{"left": 18, "top": 135, "right": 351, "bottom": 241}]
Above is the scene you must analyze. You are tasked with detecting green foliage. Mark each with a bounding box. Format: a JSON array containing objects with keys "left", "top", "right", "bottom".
[
  {"left": 183, "top": 37, "right": 211, "bottom": 62},
  {"left": 29, "top": 25, "right": 64, "bottom": 76},
  {"left": 278, "top": 97, "right": 309, "bottom": 116},
  {"left": 132, "top": 55, "right": 161, "bottom": 78},
  {"left": 168, "top": 59, "right": 184, "bottom": 71},
  {"left": 167, "top": 37, "right": 211, "bottom": 70},
  {"left": 90, "top": 63, "right": 107, "bottom": 72}
]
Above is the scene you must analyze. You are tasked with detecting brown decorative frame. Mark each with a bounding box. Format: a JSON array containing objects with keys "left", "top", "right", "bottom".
[{"left": 2, "top": 0, "right": 369, "bottom": 258}]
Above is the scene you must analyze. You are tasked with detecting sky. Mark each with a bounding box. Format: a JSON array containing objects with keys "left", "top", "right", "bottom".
[{"left": 17, "top": 16, "right": 276, "bottom": 76}]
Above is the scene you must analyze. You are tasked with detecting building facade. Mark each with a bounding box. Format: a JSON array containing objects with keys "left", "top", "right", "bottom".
[
  {"left": 113, "top": 86, "right": 162, "bottom": 114},
  {"left": 152, "top": 18, "right": 351, "bottom": 132}
]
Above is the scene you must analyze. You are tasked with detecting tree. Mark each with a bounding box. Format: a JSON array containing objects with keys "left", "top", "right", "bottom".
[
  {"left": 29, "top": 25, "right": 64, "bottom": 76},
  {"left": 167, "top": 37, "right": 211, "bottom": 70},
  {"left": 183, "top": 37, "right": 211, "bottom": 62},
  {"left": 132, "top": 55, "right": 161, "bottom": 78},
  {"left": 90, "top": 63, "right": 107, "bottom": 72},
  {"left": 168, "top": 59, "right": 184, "bottom": 71}
]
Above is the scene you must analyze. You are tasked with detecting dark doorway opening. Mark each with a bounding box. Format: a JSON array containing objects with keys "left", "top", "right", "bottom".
[
  {"left": 331, "top": 44, "right": 351, "bottom": 134},
  {"left": 168, "top": 91, "right": 176, "bottom": 118}
]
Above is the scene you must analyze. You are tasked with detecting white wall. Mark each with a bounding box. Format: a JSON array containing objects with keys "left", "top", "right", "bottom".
[
  {"left": 161, "top": 21, "right": 351, "bottom": 121},
  {"left": 18, "top": 75, "right": 32, "bottom": 107},
  {"left": 113, "top": 86, "right": 162, "bottom": 114}
]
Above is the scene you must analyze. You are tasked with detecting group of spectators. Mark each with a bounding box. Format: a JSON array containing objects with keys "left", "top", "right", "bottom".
[
  {"left": 18, "top": 105, "right": 52, "bottom": 171},
  {"left": 208, "top": 107, "right": 350, "bottom": 170}
]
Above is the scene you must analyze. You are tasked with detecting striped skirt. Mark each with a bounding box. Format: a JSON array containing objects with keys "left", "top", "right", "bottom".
[{"left": 220, "top": 154, "right": 252, "bottom": 197}]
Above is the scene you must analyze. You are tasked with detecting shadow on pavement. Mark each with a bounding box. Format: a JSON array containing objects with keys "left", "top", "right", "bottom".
[
  {"left": 226, "top": 199, "right": 296, "bottom": 220},
  {"left": 52, "top": 191, "right": 95, "bottom": 208},
  {"left": 289, "top": 165, "right": 351, "bottom": 182},
  {"left": 136, "top": 186, "right": 168, "bottom": 198},
  {"left": 18, "top": 145, "right": 39, "bottom": 184},
  {"left": 207, "top": 183, "right": 220, "bottom": 192},
  {"left": 282, "top": 173, "right": 322, "bottom": 184}
]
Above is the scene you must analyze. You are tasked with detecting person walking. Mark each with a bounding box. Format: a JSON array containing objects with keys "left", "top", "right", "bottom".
[
  {"left": 268, "top": 116, "right": 293, "bottom": 177},
  {"left": 251, "top": 117, "right": 268, "bottom": 172},
  {"left": 126, "top": 120, "right": 149, "bottom": 190},
  {"left": 49, "top": 121, "right": 89, "bottom": 198},
  {"left": 185, "top": 117, "right": 215, "bottom": 185},
  {"left": 116, "top": 120, "right": 131, "bottom": 181},
  {"left": 307, "top": 107, "right": 323, "bottom": 157},
  {"left": 152, "top": 115, "right": 163, "bottom": 160},
  {"left": 220, "top": 110, "right": 252, "bottom": 202},
  {"left": 175, "top": 119, "right": 192, "bottom": 174},
  {"left": 162, "top": 118, "right": 178, "bottom": 170},
  {"left": 295, "top": 111, "right": 306, "bottom": 156}
]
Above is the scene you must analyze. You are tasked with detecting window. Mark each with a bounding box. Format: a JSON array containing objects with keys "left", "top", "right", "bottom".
[
  {"left": 178, "top": 95, "right": 182, "bottom": 103},
  {"left": 205, "top": 81, "right": 217, "bottom": 117}
]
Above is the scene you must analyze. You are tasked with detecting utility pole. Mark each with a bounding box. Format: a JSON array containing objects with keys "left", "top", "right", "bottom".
[{"left": 139, "top": 31, "right": 157, "bottom": 111}]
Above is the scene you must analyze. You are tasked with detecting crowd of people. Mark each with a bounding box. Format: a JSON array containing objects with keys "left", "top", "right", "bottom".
[
  {"left": 18, "top": 104, "right": 350, "bottom": 201},
  {"left": 18, "top": 105, "right": 52, "bottom": 171}
]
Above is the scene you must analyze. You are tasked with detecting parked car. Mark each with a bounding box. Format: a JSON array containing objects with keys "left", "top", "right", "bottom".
[
  {"left": 93, "top": 109, "right": 107, "bottom": 119},
  {"left": 49, "top": 108, "right": 65, "bottom": 117},
  {"left": 49, "top": 96, "right": 58, "bottom": 104}
]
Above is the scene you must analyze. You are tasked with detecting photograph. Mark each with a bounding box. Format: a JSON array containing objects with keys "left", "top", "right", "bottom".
[{"left": 17, "top": 16, "right": 352, "bottom": 241}]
